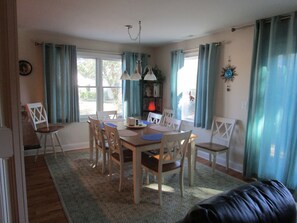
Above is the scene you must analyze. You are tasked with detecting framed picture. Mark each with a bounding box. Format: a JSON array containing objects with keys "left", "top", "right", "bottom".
[{"left": 19, "top": 60, "right": 33, "bottom": 76}]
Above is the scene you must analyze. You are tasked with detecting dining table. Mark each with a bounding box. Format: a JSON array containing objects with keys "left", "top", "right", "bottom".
[{"left": 88, "top": 119, "right": 197, "bottom": 204}]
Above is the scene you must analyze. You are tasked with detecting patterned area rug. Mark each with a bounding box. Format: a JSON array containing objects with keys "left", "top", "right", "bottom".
[{"left": 45, "top": 149, "right": 245, "bottom": 223}]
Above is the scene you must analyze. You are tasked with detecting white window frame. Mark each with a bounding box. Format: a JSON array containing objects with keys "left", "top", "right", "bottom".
[
  {"left": 178, "top": 51, "right": 198, "bottom": 122},
  {"left": 77, "top": 51, "right": 122, "bottom": 121}
]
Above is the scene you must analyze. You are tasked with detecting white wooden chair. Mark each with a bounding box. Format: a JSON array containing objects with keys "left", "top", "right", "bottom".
[
  {"left": 147, "top": 112, "right": 162, "bottom": 124},
  {"left": 96, "top": 110, "right": 117, "bottom": 120},
  {"left": 161, "top": 108, "right": 174, "bottom": 124},
  {"left": 88, "top": 116, "right": 109, "bottom": 174},
  {"left": 104, "top": 123, "right": 133, "bottom": 192},
  {"left": 25, "top": 102, "right": 64, "bottom": 160},
  {"left": 162, "top": 116, "right": 182, "bottom": 131},
  {"left": 195, "top": 116, "right": 236, "bottom": 172},
  {"left": 141, "top": 130, "right": 192, "bottom": 206}
]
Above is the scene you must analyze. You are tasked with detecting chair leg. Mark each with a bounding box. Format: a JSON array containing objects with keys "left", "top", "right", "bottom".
[
  {"left": 226, "top": 150, "right": 229, "bottom": 171},
  {"left": 102, "top": 151, "right": 106, "bottom": 174},
  {"left": 109, "top": 159, "right": 112, "bottom": 181},
  {"left": 158, "top": 174, "right": 162, "bottom": 206},
  {"left": 212, "top": 153, "right": 216, "bottom": 172},
  {"left": 50, "top": 133, "right": 56, "bottom": 158},
  {"left": 43, "top": 135, "right": 47, "bottom": 155},
  {"left": 119, "top": 164, "right": 123, "bottom": 192},
  {"left": 209, "top": 153, "right": 212, "bottom": 166},
  {"left": 180, "top": 171, "right": 184, "bottom": 198},
  {"left": 194, "top": 148, "right": 198, "bottom": 170},
  {"left": 54, "top": 133, "right": 64, "bottom": 154},
  {"left": 35, "top": 134, "right": 42, "bottom": 162}
]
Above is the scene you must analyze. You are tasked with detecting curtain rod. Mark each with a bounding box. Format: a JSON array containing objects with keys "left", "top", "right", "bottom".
[
  {"left": 183, "top": 41, "right": 223, "bottom": 53},
  {"left": 231, "top": 14, "right": 292, "bottom": 32},
  {"left": 35, "top": 42, "right": 122, "bottom": 55}
]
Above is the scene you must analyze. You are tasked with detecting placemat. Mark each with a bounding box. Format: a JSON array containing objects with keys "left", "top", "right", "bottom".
[{"left": 141, "top": 133, "right": 163, "bottom": 141}]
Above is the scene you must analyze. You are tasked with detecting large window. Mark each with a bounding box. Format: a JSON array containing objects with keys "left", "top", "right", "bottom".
[
  {"left": 77, "top": 52, "right": 122, "bottom": 120},
  {"left": 177, "top": 55, "right": 198, "bottom": 121}
]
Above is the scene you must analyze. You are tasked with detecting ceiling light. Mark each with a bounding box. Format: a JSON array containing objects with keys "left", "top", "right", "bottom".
[{"left": 121, "top": 21, "right": 157, "bottom": 81}]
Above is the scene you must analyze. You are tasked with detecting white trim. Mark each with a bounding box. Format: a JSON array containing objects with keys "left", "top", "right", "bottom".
[
  {"left": 24, "top": 142, "right": 89, "bottom": 157},
  {"left": 197, "top": 150, "right": 243, "bottom": 173},
  {"left": 0, "top": 159, "right": 12, "bottom": 223}
]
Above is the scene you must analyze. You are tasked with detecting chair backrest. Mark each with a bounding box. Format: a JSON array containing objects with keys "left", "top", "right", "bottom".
[
  {"left": 88, "top": 116, "right": 106, "bottom": 150},
  {"left": 147, "top": 112, "right": 162, "bottom": 124},
  {"left": 158, "top": 131, "right": 192, "bottom": 171},
  {"left": 104, "top": 123, "right": 123, "bottom": 161},
  {"left": 161, "top": 108, "right": 174, "bottom": 124},
  {"left": 25, "top": 102, "right": 49, "bottom": 131},
  {"left": 210, "top": 116, "right": 236, "bottom": 147},
  {"left": 96, "top": 110, "right": 117, "bottom": 120},
  {"left": 162, "top": 116, "right": 182, "bottom": 131}
]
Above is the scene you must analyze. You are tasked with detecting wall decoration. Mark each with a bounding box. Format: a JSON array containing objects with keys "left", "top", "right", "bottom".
[
  {"left": 19, "top": 60, "right": 33, "bottom": 76},
  {"left": 221, "top": 57, "right": 238, "bottom": 91}
]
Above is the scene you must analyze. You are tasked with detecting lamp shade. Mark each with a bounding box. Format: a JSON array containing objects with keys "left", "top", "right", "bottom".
[
  {"left": 130, "top": 68, "right": 142, "bottom": 80},
  {"left": 120, "top": 70, "right": 130, "bottom": 80},
  {"left": 144, "top": 68, "right": 157, "bottom": 81}
]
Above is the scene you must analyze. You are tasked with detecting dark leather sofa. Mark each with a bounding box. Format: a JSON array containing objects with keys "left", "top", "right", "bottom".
[{"left": 179, "top": 180, "right": 296, "bottom": 223}]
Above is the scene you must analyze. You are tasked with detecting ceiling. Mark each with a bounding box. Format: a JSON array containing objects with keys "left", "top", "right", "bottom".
[{"left": 17, "top": 0, "right": 297, "bottom": 47}]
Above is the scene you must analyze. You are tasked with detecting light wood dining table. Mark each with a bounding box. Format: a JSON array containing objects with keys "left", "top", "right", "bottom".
[{"left": 88, "top": 119, "right": 197, "bottom": 204}]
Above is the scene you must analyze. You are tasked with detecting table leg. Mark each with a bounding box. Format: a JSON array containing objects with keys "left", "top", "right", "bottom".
[
  {"left": 188, "top": 140, "right": 195, "bottom": 186},
  {"left": 89, "top": 123, "right": 94, "bottom": 161},
  {"left": 132, "top": 149, "right": 141, "bottom": 204}
]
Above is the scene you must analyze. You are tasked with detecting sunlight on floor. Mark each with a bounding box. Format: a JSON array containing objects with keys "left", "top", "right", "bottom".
[{"left": 144, "top": 183, "right": 176, "bottom": 193}]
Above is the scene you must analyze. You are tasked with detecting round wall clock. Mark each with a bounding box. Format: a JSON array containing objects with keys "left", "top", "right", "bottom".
[{"left": 19, "top": 60, "right": 33, "bottom": 76}]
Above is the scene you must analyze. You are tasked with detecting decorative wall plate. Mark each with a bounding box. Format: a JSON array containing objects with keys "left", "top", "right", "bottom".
[
  {"left": 19, "top": 60, "right": 32, "bottom": 76},
  {"left": 221, "top": 56, "right": 238, "bottom": 83}
]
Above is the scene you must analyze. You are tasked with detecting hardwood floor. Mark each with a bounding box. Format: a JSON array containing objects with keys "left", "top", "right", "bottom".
[
  {"left": 25, "top": 155, "right": 68, "bottom": 223},
  {"left": 25, "top": 151, "right": 251, "bottom": 222}
]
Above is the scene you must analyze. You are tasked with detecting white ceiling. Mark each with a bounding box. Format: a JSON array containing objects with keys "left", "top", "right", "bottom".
[{"left": 17, "top": 0, "right": 297, "bottom": 47}]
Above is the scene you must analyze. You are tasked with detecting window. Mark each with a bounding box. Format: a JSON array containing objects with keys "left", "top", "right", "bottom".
[
  {"left": 177, "top": 54, "right": 198, "bottom": 121},
  {"left": 77, "top": 52, "right": 122, "bottom": 121}
]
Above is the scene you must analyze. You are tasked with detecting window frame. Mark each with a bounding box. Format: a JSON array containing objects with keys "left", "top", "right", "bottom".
[
  {"left": 178, "top": 51, "right": 198, "bottom": 122},
  {"left": 77, "top": 51, "right": 122, "bottom": 121}
]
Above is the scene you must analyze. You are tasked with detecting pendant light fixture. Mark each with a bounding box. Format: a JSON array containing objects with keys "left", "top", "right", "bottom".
[{"left": 121, "top": 21, "right": 157, "bottom": 81}]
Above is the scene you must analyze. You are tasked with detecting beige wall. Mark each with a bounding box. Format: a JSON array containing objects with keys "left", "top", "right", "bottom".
[
  {"left": 18, "top": 29, "right": 155, "bottom": 152},
  {"left": 154, "top": 26, "right": 254, "bottom": 171},
  {"left": 18, "top": 27, "right": 254, "bottom": 172}
]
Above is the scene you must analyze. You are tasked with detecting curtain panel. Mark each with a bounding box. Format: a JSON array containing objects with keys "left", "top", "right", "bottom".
[
  {"left": 43, "top": 43, "right": 79, "bottom": 123},
  {"left": 244, "top": 12, "right": 297, "bottom": 189},
  {"left": 170, "top": 50, "right": 184, "bottom": 119},
  {"left": 122, "top": 52, "right": 149, "bottom": 118},
  {"left": 194, "top": 43, "right": 220, "bottom": 129}
]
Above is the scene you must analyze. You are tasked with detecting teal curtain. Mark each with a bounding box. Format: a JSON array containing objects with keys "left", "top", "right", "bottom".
[
  {"left": 194, "top": 43, "right": 220, "bottom": 129},
  {"left": 170, "top": 50, "right": 184, "bottom": 119},
  {"left": 122, "top": 52, "right": 148, "bottom": 118},
  {"left": 244, "top": 12, "right": 297, "bottom": 190},
  {"left": 43, "top": 43, "right": 79, "bottom": 123}
]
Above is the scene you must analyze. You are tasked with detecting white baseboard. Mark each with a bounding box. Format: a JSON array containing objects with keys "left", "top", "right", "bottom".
[
  {"left": 24, "top": 142, "right": 89, "bottom": 157},
  {"left": 197, "top": 151, "right": 243, "bottom": 173}
]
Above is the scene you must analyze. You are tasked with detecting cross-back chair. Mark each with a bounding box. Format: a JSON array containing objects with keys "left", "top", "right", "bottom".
[
  {"left": 162, "top": 116, "right": 182, "bottom": 131},
  {"left": 96, "top": 110, "right": 117, "bottom": 120},
  {"left": 104, "top": 123, "right": 133, "bottom": 192},
  {"left": 195, "top": 116, "right": 236, "bottom": 172},
  {"left": 141, "top": 130, "right": 192, "bottom": 206},
  {"left": 147, "top": 112, "right": 162, "bottom": 125},
  {"left": 25, "top": 102, "right": 64, "bottom": 160},
  {"left": 88, "top": 116, "right": 109, "bottom": 173},
  {"left": 161, "top": 108, "right": 174, "bottom": 124}
]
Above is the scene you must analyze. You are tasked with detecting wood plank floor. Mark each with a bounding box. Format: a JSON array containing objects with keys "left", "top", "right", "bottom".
[{"left": 25, "top": 151, "right": 252, "bottom": 222}]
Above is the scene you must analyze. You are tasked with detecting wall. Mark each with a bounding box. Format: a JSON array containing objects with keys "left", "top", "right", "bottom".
[
  {"left": 18, "top": 29, "right": 155, "bottom": 153},
  {"left": 154, "top": 26, "right": 254, "bottom": 172}
]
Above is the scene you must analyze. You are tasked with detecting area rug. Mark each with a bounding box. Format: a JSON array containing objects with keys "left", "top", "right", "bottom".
[{"left": 45, "top": 149, "right": 246, "bottom": 223}]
